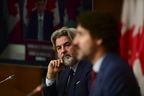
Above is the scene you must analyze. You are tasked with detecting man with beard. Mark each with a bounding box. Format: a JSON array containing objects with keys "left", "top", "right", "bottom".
[
  {"left": 73, "top": 11, "right": 141, "bottom": 96},
  {"left": 44, "top": 27, "right": 92, "bottom": 96}
]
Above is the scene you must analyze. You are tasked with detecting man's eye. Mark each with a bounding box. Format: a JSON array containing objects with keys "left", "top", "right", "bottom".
[
  {"left": 56, "top": 46, "right": 61, "bottom": 50},
  {"left": 77, "top": 31, "right": 83, "bottom": 37},
  {"left": 66, "top": 43, "right": 71, "bottom": 46},
  {"left": 79, "top": 32, "right": 84, "bottom": 36}
]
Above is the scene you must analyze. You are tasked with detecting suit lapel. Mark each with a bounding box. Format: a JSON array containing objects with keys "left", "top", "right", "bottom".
[
  {"left": 70, "top": 61, "right": 86, "bottom": 90},
  {"left": 73, "top": 62, "right": 83, "bottom": 80},
  {"left": 58, "top": 67, "right": 70, "bottom": 95}
]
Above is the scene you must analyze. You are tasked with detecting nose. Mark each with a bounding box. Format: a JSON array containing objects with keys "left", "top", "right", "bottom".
[
  {"left": 73, "top": 36, "right": 78, "bottom": 45},
  {"left": 61, "top": 46, "right": 67, "bottom": 54}
]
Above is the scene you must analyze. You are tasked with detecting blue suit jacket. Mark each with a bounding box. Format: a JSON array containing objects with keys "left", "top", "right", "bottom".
[
  {"left": 44, "top": 60, "right": 92, "bottom": 96},
  {"left": 90, "top": 53, "right": 141, "bottom": 96},
  {"left": 26, "top": 10, "right": 53, "bottom": 41}
]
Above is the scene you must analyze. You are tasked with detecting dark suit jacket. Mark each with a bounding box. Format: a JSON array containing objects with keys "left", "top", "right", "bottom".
[
  {"left": 26, "top": 10, "right": 53, "bottom": 41},
  {"left": 90, "top": 53, "right": 141, "bottom": 96},
  {"left": 44, "top": 60, "right": 92, "bottom": 96}
]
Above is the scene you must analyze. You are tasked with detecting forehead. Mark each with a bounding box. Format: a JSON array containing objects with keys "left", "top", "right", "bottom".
[
  {"left": 77, "top": 25, "right": 89, "bottom": 33},
  {"left": 55, "top": 36, "right": 71, "bottom": 46}
]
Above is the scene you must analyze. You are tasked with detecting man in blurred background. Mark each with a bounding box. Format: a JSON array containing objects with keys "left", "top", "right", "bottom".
[
  {"left": 73, "top": 11, "right": 141, "bottom": 96},
  {"left": 26, "top": 0, "right": 53, "bottom": 41},
  {"left": 44, "top": 27, "right": 92, "bottom": 96}
]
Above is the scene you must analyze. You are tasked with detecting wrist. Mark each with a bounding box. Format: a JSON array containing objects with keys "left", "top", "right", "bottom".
[{"left": 47, "top": 73, "right": 56, "bottom": 80}]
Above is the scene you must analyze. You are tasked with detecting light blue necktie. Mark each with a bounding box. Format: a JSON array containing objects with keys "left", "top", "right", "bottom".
[{"left": 38, "top": 17, "right": 43, "bottom": 40}]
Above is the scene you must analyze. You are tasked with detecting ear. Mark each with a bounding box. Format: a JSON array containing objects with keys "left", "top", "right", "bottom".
[{"left": 95, "top": 39, "right": 103, "bottom": 46}]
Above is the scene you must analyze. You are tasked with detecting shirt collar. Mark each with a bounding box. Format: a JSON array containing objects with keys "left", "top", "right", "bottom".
[
  {"left": 38, "top": 14, "right": 44, "bottom": 20},
  {"left": 70, "top": 62, "right": 79, "bottom": 72},
  {"left": 93, "top": 55, "right": 105, "bottom": 73}
]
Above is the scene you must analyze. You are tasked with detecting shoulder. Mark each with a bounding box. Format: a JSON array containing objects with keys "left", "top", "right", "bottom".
[
  {"left": 102, "top": 53, "right": 130, "bottom": 72},
  {"left": 97, "top": 54, "right": 140, "bottom": 96},
  {"left": 100, "top": 53, "right": 135, "bottom": 83},
  {"left": 99, "top": 53, "right": 135, "bottom": 82},
  {"left": 79, "top": 60, "right": 92, "bottom": 70},
  {"left": 77, "top": 60, "right": 92, "bottom": 78}
]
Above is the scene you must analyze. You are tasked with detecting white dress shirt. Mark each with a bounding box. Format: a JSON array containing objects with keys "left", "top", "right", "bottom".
[{"left": 92, "top": 55, "right": 105, "bottom": 73}]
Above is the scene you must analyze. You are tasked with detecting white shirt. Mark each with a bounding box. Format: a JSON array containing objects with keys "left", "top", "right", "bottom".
[
  {"left": 92, "top": 55, "right": 105, "bottom": 73},
  {"left": 46, "top": 63, "right": 79, "bottom": 86},
  {"left": 38, "top": 14, "right": 44, "bottom": 21}
]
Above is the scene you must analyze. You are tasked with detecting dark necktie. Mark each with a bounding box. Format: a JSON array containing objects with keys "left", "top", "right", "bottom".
[
  {"left": 67, "top": 69, "right": 74, "bottom": 87},
  {"left": 64, "top": 69, "right": 74, "bottom": 96},
  {"left": 91, "top": 70, "right": 97, "bottom": 88}
]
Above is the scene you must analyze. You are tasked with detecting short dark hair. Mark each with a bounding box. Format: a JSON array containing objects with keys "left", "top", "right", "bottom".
[{"left": 77, "top": 11, "right": 120, "bottom": 53}]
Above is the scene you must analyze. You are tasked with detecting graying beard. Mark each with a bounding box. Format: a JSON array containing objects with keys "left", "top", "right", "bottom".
[{"left": 63, "top": 56, "right": 74, "bottom": 66}]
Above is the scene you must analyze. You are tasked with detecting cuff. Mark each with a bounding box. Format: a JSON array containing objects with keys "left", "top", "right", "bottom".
[{"left": 45, "top": 78, "right": 55, "bottom": 86}]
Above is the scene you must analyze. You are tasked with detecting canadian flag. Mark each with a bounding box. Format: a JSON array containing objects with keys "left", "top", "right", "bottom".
[
  {"left": 46, "top": 0, "right": 60, "bottom": 28},
  {"left": 120, "top": 0, "right": 144, "bottom": 95},
  {"left": 7, "top": 0, "right": 23, "bottom": 43}
]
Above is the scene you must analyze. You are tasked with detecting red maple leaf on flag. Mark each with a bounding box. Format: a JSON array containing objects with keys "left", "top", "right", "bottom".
[{"left": 120, "top": 0, "right": 144, "bottom": 95}]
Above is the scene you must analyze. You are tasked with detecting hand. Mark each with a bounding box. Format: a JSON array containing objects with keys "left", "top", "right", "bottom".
[{"left": 47, "top": 59, "right": 63, "bottom": 80}]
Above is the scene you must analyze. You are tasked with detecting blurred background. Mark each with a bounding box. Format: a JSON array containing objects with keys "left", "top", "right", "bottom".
[{"left": 0, "top": 0, "right": 144, "bottom": 96}]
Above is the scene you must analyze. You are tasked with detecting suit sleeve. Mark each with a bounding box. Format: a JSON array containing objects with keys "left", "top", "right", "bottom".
[
  {"left": 43, "top": 81, "right": 57, "bottom": 96},
  {"left": 43, "top": 73, "right": 61, "bottom": 96},
  {"left": 102, "top": 62, "right": 141, "bottom": 96}
]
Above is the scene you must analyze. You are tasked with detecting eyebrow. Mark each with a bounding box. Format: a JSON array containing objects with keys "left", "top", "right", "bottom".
[
  {"left": 56, "top": 41, "right": 71, "bottom": 48},
  {"left": 76, "top": 30, "right": 82, "bottom": 34}
]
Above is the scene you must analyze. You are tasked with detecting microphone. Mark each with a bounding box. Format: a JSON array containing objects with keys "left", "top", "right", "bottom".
[
  {"left": 26, "top": 83, "right": 45, "bottom": 96},
  {"left": 0, "top": 74, "right": 15, "bottom": 84}
]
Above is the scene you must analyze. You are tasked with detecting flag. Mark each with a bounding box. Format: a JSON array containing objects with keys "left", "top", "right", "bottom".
[
  {"left": 120, "top": 0, "right": 144, "bottom": 95},
  {"left": 46, "top": 0, "right": 60, "bottom": 29},
  {"left": 7, "top": 0, "right": 23, "bottom": 43}
]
